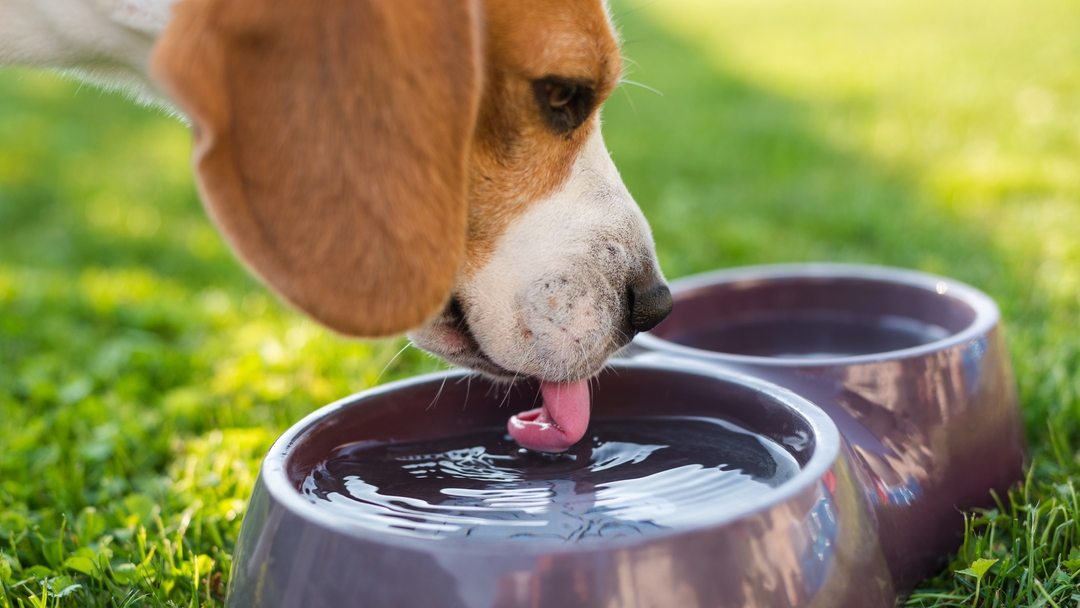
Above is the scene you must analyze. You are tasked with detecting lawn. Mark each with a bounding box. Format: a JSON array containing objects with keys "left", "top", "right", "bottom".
[{"left": 1, "top": 0, "right": 1078, "bottom": 605}]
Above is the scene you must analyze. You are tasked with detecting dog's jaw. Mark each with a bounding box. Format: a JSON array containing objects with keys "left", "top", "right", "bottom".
[
  {"left": 406, "top": 297, "right": 523, "bottom": 382},
  {"left": 409, "top": 127, "right": 664, "bottom": 386}
]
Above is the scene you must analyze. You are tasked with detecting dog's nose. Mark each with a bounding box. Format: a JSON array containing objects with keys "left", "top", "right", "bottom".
[{"left": 630, "top": 281, "right": 673, "bottom": 332}]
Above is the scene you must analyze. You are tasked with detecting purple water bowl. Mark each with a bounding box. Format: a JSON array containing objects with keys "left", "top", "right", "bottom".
[
  {"left": 632, "top": 263, "right": 1027, "bottom": 591},
  {"left": 226, "top": 359, "right": 896, "bottom": 607}
]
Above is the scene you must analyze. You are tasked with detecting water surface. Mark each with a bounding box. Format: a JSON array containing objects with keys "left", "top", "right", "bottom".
[{"left": 300, "top": 417, "right": 800, "bottom": 543}]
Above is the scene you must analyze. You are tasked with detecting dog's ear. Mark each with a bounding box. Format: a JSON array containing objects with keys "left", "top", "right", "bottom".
[{"left": 151, "top": 0, "right": 480, "bottom": 336}]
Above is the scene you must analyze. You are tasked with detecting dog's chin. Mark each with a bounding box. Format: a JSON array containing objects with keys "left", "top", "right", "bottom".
[
  {"left": 406, "top": 301, "right": 521, "bottom": 383},
  {"left": 409, "top": 325, "right": 520, "bottom": 383},
  {"left": 407, "top": 300, "right": 630, "bottom": 384}
]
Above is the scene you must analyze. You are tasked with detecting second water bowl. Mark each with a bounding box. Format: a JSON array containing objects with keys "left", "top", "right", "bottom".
[{"left": 633, "top": 263, "right": 1026, "bottom": 589}]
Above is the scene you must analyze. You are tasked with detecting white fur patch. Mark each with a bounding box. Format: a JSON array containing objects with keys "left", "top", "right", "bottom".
[
  {"left": 0, "top": 0, "right": 175, "bottom": 104},
  {"left": 412, "top": 126, "right": 664, "bottom": 383}
]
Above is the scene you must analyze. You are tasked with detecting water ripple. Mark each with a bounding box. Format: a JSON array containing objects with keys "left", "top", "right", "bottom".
[{"left": 301, "top": 417, "right": 800, "bottom": 543}]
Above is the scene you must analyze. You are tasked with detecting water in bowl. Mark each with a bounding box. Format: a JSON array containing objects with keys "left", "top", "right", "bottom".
[
  {"left": 668, "top": 312, "right": 952, "bottom": 359},
  {"left": 300, "top": 416, "right": 800, "bottom": 544}
]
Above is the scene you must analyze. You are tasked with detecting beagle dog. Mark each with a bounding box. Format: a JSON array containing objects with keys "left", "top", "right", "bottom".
[{"left": 1, "top": 0, "right": 672, "bottom": 452}]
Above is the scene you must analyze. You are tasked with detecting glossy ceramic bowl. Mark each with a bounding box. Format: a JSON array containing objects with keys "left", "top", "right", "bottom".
[
  {"left": 633, "top": 263, "right": 1026, "bottom": 590},
  {"left": 226, "top": 359, "right": 896, "bottom": 608}
]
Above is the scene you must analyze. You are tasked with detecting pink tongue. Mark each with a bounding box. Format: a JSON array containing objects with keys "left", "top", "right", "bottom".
[{"left": 507, "top": 379, "right": 591, "bottom": 452}]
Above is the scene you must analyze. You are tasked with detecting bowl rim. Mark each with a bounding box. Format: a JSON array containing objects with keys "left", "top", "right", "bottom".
[
  {"left": 257, "top": 358, "right": 842, "bottom": 555},
  {"left": 634, "top": 263, "right": 1000, "bottom": 367}
]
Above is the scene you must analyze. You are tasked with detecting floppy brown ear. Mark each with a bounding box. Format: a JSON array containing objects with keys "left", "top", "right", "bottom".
[{"left": 150, "top": 0, "right": 480, "bottom": 337}]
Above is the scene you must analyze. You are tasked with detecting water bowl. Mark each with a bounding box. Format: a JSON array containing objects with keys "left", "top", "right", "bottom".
[
  {"left": 633, "top": 263, "right": 1026, "bottom": 590},
  {"left": 227, "top": 360, "right": 896, "bottom": 607}
]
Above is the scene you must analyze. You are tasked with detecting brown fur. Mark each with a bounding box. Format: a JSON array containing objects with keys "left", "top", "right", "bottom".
[
  {"left": 151, "top": 0, "right": 620, "bottom": 337},
  {"left": 465, "top": 0, "right": 622, "bottom": 274}
]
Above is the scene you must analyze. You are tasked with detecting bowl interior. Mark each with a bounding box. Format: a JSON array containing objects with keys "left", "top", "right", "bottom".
[
  {"left": 648, "top": 268, "right": 984, "bottom": 360},
  {"left": 285, "top": 365, "right": 822, "bottom": 485},
  {"left": 274, "top": 363, "right": 837, "bottom": 544}
]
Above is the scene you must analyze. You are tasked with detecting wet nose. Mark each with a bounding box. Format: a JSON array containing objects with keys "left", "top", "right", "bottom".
[{"left": 630, "top": 281, "right": 673, "bottom": 332}]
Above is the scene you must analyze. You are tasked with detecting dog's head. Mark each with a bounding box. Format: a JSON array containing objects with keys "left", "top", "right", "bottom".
[
  {"left": 151, "top": 0, "right": 670, "bottom": 438},
  {"left": 407, "top": 1, "right": 671, "bottom": 386}
]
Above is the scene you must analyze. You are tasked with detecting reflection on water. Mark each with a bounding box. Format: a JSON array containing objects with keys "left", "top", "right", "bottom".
[{"left": 300, "top": 417, "right": 800, "bottom": 543}]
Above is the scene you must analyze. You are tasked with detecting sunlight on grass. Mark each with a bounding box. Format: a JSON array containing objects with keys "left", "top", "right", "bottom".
[{"left": 646, "top": 0, "right": 1080, "bottom": 311}]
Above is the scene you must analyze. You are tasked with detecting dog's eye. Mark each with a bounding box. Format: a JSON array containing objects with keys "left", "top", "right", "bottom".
[
  {"left": 534, "top": 78, "right": 595, "bottom": 134},
  {"left": 548, "top": 83, "right": 577, "bottom": 108}
]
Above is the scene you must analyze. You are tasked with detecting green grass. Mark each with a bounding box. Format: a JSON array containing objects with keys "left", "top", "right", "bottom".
[{"left": 1, "top": 0, "right": 1078, "bottom": 605}]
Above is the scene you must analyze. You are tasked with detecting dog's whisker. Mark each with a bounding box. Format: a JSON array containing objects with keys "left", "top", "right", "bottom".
[
  {"left": 620, "top": 327, "right": 636, "bottom": 344},
  {"left": 602, "top": 340, "right": 622, "bottom": 377},
  {"left": 613, "top": 0, "right": 662, "bottom": 20},
  {"left": 618, "top": 78, "right": 662, "bottom": 96},
  {"left": 497, "top": 372, "right": 519, "bottom": 409},
  {"left": 372, "top": 340, "right": 414, "bottom": 387},
  {"left": 617, "top": 82, "right": 640, "bottom": 119},
  {"left": 577, "top": 341, "right": 593, "bottom": 375},
  {"left": 463, "top": 374, "right": 472, "bottom": 411},
  {"left": 427, "top": 370, "right": 450, "bottom": 411}
]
